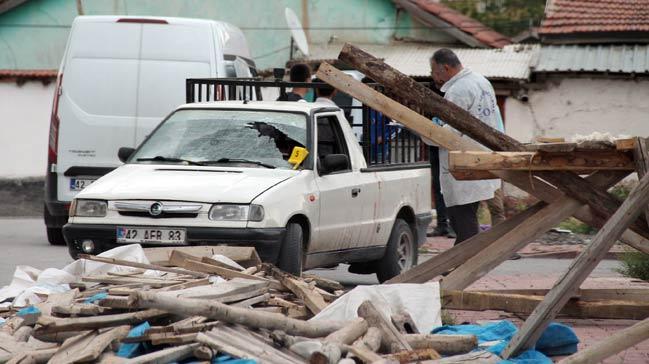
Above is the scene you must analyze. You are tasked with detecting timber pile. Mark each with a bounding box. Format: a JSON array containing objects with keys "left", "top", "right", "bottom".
[
  {"left": 314, "top": 43, "right": 649, "bottom": 363},
  {"left": 0, "top": 246, "right": 481, "bottom": 364}
]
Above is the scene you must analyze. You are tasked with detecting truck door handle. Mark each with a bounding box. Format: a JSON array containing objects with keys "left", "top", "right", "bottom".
[{"left": 351, "top": 188, "right": 361, "bottom": 198}]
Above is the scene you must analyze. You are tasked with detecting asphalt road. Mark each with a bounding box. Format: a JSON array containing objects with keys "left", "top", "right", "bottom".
[{"left": 0, "top": 218, "right": 623, "bottom": 287}]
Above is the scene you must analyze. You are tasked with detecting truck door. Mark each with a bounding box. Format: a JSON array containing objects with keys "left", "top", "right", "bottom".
[{"left": 312, "top": 114, "right": 378, "bottom": 253}]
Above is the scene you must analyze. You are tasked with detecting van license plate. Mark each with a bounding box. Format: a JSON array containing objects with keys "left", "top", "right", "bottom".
[
  {"left": 69, "top": 178, "right": 95, "bottom": 191},
  {"left": 116, "top": 227, "right": 186, "bottom": 244}
]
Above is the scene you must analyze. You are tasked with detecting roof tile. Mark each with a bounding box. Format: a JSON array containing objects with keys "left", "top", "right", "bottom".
[
  {"left": 411, "top": 0, "right": 511, "bottom": 48},
  {"left": 539, "top": 0, "right": 649, "bottom": 35}
]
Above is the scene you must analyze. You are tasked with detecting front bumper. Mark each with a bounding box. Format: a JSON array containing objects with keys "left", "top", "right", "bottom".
[{"left": 63, "top": 223, "right": 286, "bottom": 263}]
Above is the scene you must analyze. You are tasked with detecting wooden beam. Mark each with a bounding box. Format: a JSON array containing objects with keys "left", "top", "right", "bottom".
[
  {"left": 633, "top": 137, "right": 649, "bottom": 227},
  {"left": 503, "top": 170, "right": 649, "bottom": 358},
  {"left": 616, "top": 138, "right": 637, "bottom": 151},
  {"left": 130, "top": 290, "right": 345, "bottom": 338},
  {"left": 478, "top": 288, "right": 649, "bottom": 302},
  {"left": 34, "top": 309, "right": 167, "bottom": 335},
  {"left": 78, "top": 254, "right": 208, "bottom": 278},
  {"left": 558, "top": 316, "right": 649, "bottom": 364},
  {"left": 272, "top": 268, "right": 328, "bottom": 315},
  {"left": 449, "top": 151, "right": 634, "bottom": 171},
  {"left": 442, "top": 290, "right": 649, "bottom": 320},
  {"left": 405, "top": 334, "right": 477, "bottom": 355}
]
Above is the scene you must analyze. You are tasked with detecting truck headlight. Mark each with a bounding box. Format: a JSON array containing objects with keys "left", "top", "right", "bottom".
[
  {"left": 73, "top": 199, "right": 107, "bottom": 217},
  {"left": 208, "top": 204, "right": 264, "bottom": 222}
]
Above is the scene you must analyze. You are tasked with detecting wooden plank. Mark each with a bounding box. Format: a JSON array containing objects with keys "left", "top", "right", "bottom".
[
  {"left": 633, "top": 137, "right": 649, "bottom": 227},
  {"left": 124, "top": 343, "right": 199, "bottom": 364},
  {"left": 420, "top": 351, "right": 500, "bottom": 363},
  {"left": 536, "top": 137, "right": 566, "bottom": 143},
  {"left": 449, "top": 151, "right": 633, "bottom": 171},
  {"left": 272, "top": 269, "right": 328, "bottom": 315},
  {"left": 78, "top": 254, "right": 208, "bottom": 278},
  {"left": 558, "top": 316, "right": 649, "bottom": 364},
  {"left": 81, "top": 276, "right": 183, "bottom": 287},
  {"left": 449, "top": 170, "right": 498, "bottom": 181},
  {"left": 197, "top": 328, "right": 303, "bottom": 364},
  {"left": 522, "top": 142, "right": 576, "bottom": 152},
  {"left": 405, "top": 334, "right": 477, "bottom": 356},
  {"left": 49, "top": 326, "right": 130, "bottom": 363},
  {"left": 478, "top": 288, "right": 649, "bottom": 302},
  {"left": 34, "top": 309, "right": 167, "bottom": 335},
  {"left": 131, "top": 290, "right": 345, "bottom": 337},
  {"left": 616, "top": 138, "right": 637, "bottom": 151},
  {"left": 442, "top": 290, "right": 649, "bottom": 320},
  {"left": 170, "top": 251, "right": 267, "bottom": 282},
  {"left": 503, "top": 170, "right": 649, "bottom": 358},
  {"left": 144, "top": 246, "right": 261, "bottom": 267},
  {"left": 201, "top": 256, "right": 244, "bottom": 271},
  {"left": 156, "top": 278, "right": 269, "bottom": 302}
]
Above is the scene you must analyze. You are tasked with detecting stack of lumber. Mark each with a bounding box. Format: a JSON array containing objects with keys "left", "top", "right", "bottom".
[{"left": 0, "top": 246, "right": 480, "bottom": 364}]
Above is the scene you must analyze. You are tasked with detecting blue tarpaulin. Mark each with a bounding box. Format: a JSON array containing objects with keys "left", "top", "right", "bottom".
[{"left": 432, "top": 320, "right": 578, "bottom": 363}]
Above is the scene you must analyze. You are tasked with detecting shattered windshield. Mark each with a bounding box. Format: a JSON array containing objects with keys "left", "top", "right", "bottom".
[{"left": 132, "top": 109, "right": 308, "bottom": 169}]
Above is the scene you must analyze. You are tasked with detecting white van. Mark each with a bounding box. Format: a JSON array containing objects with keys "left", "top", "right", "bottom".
[{"left": 45, "top": 16, "right": 256, "bottom": 245}]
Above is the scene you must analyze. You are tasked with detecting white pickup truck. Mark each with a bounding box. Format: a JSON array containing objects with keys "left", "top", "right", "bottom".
[{"left": 63, "top": 101, "right": 431, "bottom": 281}]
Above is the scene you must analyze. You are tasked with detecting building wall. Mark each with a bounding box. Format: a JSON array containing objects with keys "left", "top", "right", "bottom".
[
  {"left": 0, "top": 0, "right": 458, "bottom": 71},
  {"left": 506, "top": 77, "right": 649, "bottom": 143},
  {"left": 0, "top": 81, "right": 54, "bottom": 178}
]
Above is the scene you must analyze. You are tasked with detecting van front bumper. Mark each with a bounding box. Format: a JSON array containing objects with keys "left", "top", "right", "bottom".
[{"left": 63, "top": 223, "right": 286, "bottom": 263}]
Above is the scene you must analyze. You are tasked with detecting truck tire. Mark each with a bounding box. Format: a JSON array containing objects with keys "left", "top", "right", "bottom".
[
  {"left": 376, "top": 218, "right": 418, "bottom": 283},
  {"left": 46, "top": 228, "right": 66, "bottom": 246},
  {"left": 277, "top": 222, "right": 303, "bottom": 276}
]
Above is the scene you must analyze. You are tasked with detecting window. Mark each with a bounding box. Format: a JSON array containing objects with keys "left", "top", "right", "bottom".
[{"left": 316, "top": 115, "right": 351, "bottom": 173}]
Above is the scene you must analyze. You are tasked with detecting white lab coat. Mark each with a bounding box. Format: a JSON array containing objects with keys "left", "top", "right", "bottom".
[{"left": 437, "top": 68, "right": 502, "bottom": 207}]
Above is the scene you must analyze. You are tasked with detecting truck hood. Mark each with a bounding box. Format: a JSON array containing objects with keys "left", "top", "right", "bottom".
[{"left": 77, "top": 164, "right": 298, "bottom": 203}]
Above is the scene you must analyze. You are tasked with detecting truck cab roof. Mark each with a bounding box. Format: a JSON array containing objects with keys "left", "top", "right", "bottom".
[{"left": 176, "top": 101, "right": 342, "bottom": 114}]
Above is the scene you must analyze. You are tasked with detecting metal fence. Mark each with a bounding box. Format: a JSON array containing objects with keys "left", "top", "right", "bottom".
[{"left": 185, "top": 78, "right": 428, "bottom": 167}]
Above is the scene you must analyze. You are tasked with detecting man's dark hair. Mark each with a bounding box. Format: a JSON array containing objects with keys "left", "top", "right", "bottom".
[
  {"left": 431, "top": 48, "right": 461, "bottom": 67},
  {"left": 313, "top": 78, "right": 335, "bottom": 97},
  {"left": 289, "top": 63, "right": 312, "bottom": 82}
]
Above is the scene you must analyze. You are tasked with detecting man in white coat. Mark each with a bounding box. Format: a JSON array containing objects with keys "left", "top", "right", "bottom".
[{"left": 430, "top": 48, "right": 502, "bottom": 244}]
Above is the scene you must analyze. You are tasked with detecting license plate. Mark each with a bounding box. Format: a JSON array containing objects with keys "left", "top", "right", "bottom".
[
  {"left": 69, "top": 178, "right": 95, "bottom": 191},
  {"left": 116, "top": 227, "right": 186, "bottom": 244}
]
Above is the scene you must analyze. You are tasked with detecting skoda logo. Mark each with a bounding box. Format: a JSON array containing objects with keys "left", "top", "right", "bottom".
[{"left": 149, "top": 202, "right": 163, "bottom": 216}]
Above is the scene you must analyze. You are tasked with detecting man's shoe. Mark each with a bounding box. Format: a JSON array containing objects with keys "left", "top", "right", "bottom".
[
  {"left": 446, "top": 227, "right": 457, "bottom": 239},
  {"left": 427, "top": 226, "right": 449, "bottom": 237}
]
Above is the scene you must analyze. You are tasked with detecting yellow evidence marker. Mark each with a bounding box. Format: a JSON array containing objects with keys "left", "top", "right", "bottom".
[{"left": 288, "top": 147, "right": 309, "bottom": 170}]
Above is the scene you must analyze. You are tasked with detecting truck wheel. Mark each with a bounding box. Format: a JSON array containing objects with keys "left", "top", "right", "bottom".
[
  {"left": 277, "top": 223, "right": 303, "bottom": 276},
  {"left": 46, "top": 228, "right": 66, "bottom": 246},
  {"left": 376, "top": 219, "right": 418, "bottom": 283}
]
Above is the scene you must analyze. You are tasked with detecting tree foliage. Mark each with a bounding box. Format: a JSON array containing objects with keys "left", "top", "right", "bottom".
[{"left": 442, "top": 0, "right": 546, "bottom": 37}]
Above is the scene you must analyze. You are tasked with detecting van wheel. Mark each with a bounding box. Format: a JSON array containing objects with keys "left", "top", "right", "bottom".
[
  {"left": 376, "top": 219, "right": 418, "bottom": 283},
  {"left": 47, "top": 228, "right": 66, "bottom": 246},
  {"left": 277, "top": 223, "right": 303, "bottom": 276}
]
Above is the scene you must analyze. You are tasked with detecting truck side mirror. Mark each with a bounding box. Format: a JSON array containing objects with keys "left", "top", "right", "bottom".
[
  {"left": 321, "top": 154, "right": 349, "bottom": 174},
  {"left": 118, "top": 147, "right": 135, "bottom": 163}
]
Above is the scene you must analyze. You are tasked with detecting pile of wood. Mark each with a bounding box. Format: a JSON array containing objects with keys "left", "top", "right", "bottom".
[{"left": 0, "top": 246, "right": 482, "bottom": 364}]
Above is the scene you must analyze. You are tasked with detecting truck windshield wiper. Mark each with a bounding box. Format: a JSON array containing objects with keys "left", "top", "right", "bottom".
[
  {"left": 206, "top": 158, "right": 276, "bottom": 169},
  {"left": 136, "top": 156, "right": 206, "bottom": 166}
]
